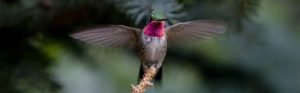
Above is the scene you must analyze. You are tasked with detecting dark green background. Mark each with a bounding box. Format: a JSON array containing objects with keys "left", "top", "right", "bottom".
[{"left": 1, "top": 0, "right": 300, "bottom": 93}]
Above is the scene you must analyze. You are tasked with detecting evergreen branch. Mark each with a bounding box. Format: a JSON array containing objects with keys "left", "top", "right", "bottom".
[{"left": 131, "top": 66, "right": 157, "bottom": 93}]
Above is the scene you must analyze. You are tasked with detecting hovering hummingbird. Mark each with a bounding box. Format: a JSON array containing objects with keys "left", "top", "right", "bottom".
[{"left": 71, "top": 10, "right": 226, "bottom": 84}]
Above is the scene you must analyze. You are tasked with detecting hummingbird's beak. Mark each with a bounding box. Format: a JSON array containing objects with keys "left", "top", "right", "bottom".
[{"left": 158, "top": 19, "right": 167, "bottom": 21}]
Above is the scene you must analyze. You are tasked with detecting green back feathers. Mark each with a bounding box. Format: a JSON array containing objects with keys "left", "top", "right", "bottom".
[{"left": 150, "top": 10, "right": 166, "bottom": 20}]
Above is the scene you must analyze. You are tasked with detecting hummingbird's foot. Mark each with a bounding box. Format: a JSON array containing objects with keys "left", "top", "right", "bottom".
[{"left": 144, "top": 61, "right": 161, "bottom": 70}]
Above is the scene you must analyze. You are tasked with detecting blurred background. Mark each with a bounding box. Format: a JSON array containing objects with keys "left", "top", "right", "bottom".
[{"left": 1, "top": 0, "right": 300, "bottom": 93}]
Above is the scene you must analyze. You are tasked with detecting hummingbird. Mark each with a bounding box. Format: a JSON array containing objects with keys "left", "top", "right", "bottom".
[{"left": 70, "top": 10, "right": 226, "bottom": 84}]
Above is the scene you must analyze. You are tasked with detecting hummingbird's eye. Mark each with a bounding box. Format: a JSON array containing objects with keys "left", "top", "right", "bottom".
[
  {"left": 148, "top": 17, "right": 154, "bottom": 23},
  {"left": 149, "top": 17, "right": 153, "bottom": 21}
]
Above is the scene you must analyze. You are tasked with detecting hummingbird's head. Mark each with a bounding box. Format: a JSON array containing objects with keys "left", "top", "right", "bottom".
[{"left": 149, "top": 10, "right": 167, "bottom": 22}]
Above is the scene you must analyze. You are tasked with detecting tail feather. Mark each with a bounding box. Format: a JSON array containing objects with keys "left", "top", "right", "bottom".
[
  {"left": 138, "top": 65, "right": 144, "bottom": 81},
  {"left": 155, "top": 67, "right": 162, "bottom": 86}
]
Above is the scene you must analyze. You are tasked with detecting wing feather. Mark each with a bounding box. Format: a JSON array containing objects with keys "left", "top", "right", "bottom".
[
  {"left": 70, "top": 25, "right": 141, "bottom": 48},
  {"left": 166, "top": 20, "right": 226, "bottom": 45}
]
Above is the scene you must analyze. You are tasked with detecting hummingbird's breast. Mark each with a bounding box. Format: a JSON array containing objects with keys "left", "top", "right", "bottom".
[{"left": 137, "top": 33, "right": 167, "bottom": 69}]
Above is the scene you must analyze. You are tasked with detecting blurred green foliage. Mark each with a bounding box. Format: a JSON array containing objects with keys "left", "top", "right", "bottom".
[{"left": 1, "top": 0, "right": 300, "bottom": 93}]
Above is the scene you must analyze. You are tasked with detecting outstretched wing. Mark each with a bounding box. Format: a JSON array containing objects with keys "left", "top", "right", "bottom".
[
  {"left": 70, "top": 25, "right": 141, "bottom": 48},
  {"left": 166, "top": 20, "right": 226, "bottom": 45}
]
